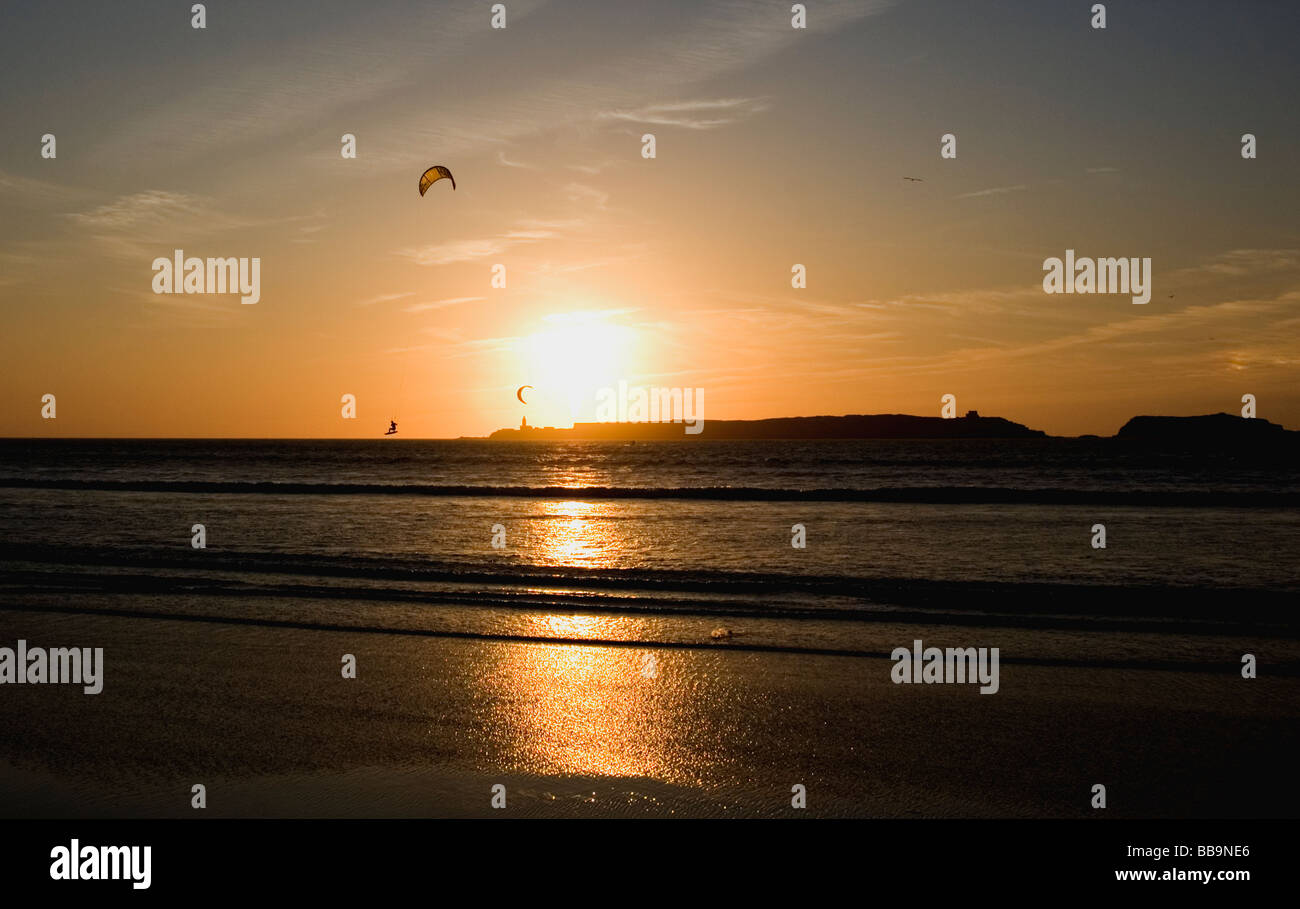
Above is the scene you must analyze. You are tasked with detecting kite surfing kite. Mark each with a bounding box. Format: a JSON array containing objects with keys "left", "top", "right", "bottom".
[{"left": 419, "top": 165, "right": 456, "bottom": 196}]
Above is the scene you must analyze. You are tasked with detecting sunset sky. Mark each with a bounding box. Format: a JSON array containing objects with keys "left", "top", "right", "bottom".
[{"left": 2, "top": 0, "right": 1298, "bottom": 438}]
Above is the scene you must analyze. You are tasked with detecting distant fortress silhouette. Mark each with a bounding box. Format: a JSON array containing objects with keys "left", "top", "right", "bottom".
[{"left": 485, "top": 411, "right": 1297, "bottom": 445}]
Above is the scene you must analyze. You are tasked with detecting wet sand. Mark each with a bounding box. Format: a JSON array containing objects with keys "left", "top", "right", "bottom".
[{"left": 1, "top": 608, "right": 1296, "bottom": 818}]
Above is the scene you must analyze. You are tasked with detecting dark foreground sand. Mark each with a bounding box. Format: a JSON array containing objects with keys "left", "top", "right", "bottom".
[{"left": 1, "top": 609, "right": 1296, "bottom": 818}]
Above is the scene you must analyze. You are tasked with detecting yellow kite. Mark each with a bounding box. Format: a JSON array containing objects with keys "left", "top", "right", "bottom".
[{"left": 418, "top": 165, "right": 456, "bottom": 195}]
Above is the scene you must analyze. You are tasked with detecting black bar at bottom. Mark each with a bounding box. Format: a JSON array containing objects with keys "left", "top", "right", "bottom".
[{"left": 0, "top": 818, "right": 1279, "bottom": 895}]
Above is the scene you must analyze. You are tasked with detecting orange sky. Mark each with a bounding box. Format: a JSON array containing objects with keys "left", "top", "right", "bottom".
[{"left": 3, "top": 0, "right": 1299, "bottom": 438}]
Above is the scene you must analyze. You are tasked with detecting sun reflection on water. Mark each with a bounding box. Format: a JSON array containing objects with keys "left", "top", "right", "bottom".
[
  {"left": 484, "top": 639, "right": 686, "bottom": 779},
  {"left": 532, "top": 500, "right": 612, "bottom": 567},
  {"left": 472, "top": 500, "right": 735, "bottom": 784}
]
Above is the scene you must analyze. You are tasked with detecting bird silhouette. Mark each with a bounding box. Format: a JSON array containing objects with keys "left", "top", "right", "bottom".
[{"left": 903, "top": 176, "right": 924, "bottom": 182}]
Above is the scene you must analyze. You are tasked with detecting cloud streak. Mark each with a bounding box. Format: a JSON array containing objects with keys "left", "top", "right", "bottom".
[
  {"left": 956, "top": 184, "right": 1028, "bottom": 199},
  {"left": 404, "top": 296, "right": 484, "bottom": 313},
  {"left": 599, "top": 97, "right": 770, "bottom": 130},
  {"left": 357, "top": 292, "right": 414, "bottom": 306}
]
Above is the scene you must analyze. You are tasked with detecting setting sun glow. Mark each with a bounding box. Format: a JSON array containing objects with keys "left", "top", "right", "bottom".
[{"left": 520, "top": 313, "right": 636, "bottom": 425}]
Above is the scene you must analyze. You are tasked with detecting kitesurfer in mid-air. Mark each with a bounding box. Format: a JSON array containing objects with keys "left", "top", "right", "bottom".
[{"left": 389, "top": 164, "right": 454, "bottom": 439}]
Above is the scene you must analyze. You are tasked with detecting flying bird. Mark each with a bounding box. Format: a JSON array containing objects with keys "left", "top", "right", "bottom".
[
  {"left": 419, "top": 165, "right": 456, "bottom": 196},
  {"left": 903, "top": 176, "right": 924, "bottom": 182},
  {"left": 516, "top": 385, "right": 532, "bottom": 404}
]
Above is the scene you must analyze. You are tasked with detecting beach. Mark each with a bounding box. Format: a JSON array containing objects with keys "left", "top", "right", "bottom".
[{"left": 2, "top": 604, "right": 1297, "bottom": 819}]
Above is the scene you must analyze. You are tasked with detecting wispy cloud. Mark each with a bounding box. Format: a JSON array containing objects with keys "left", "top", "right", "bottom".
[
  {"left": 64, "top": 190, "right": 265, "bottom": 260},
  {"left": 566, "top": 161, "right": 616, "bottom": 175},
  {"left": 404, "top": 296, "right": 484, "bottom": 313},
  {"left": 529, "top": 249, "right": 647, "bottom": 275},
  {"left": 357, "top": 291, "right": 414, "bottom": 306},
  {"left": 68, "top": 190, "right": 209, "bottom": 231},
  {"left": 0, "top": 169, "right": 87, "bottom": 205},
  {"left": 855, "top": 284, "right": 1045, "bottom": 312},
  {"left": 398, "top": 238, "right": 516, "bottom": 267},
  {"left": 81, "top": 0, "right": 896, "bottom": 184},
  {"left": 497, "top": 150, "right": 532, "bottom": 169},
  {"left": 396, "top": 216, "right": 574, "bottom": 266},
  {"left": 599, "top": 97, "right": 770, "bottom": 130},
  {"left": 1177, "top": 248, "right": 1300, "bottom": 278},
  {"left": 291, "top": 222, "right": 328, "bottom": 245},
  {"left": 563, "top": 183, "right": 609, "bottom": 209},
  {"left": 516, "top": 218, "right": 587, "bottom": 232},
  {"left": 956, "top": 184, "right": 1028, "bottom": 199}
]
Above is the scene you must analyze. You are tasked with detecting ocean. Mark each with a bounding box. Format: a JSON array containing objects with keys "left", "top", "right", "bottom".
[
  {"left": 2, "top": 438, "right": 1298, "bottom": 654},
  {"left": 1, "top": 438, "right": 1298, "bottom": 817}
]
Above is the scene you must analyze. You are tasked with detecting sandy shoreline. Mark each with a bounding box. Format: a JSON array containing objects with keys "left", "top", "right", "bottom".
[{"left": 1, "top": 608, "right": 1296, "bottom": 818}]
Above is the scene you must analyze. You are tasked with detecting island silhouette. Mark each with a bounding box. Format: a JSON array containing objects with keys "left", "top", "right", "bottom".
[{"left": 483, "top": 411, "right": 1297, "bottom": 446}]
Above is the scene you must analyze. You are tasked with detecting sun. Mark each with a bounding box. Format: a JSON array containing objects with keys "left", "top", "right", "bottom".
[{"left": 521, "top": 312, "right": 634, "bottom": 423}]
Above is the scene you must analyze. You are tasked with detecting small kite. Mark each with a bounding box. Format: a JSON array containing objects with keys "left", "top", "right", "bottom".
[{"left": 419, "top": 165, "right": 456, "bottom": 195}]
